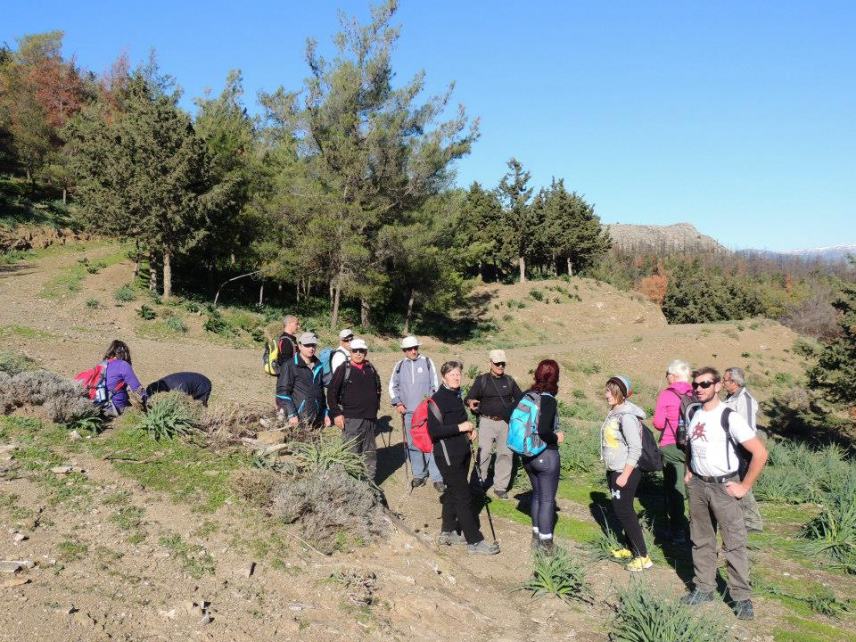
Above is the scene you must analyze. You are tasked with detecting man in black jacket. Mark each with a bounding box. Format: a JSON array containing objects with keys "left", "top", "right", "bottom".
[
  {"left": 146, "top": 372, "right": 212, "bottom": 406},
  {"left": 465, "top": 349, "right": 523, "bottom": 498},
  {"left": 327, "top": 338, "right": 382, "bottom": 480},
  {"left": 276, "top": 332, "right": 330, "bottom": 428}
]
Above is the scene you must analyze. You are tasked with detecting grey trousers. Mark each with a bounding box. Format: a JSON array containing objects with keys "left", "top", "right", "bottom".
[
  {"left": 477, "top": 417, "right": 514, "bottom": 492},
  {"left": 343, "top": 418, "right": 377, "bottom": 480},
  {"left": 741, "top": 490, "right": 764, "bottom": 532},
  {"left": 687, "top": 475, "right": 752, "bottom": 602}
]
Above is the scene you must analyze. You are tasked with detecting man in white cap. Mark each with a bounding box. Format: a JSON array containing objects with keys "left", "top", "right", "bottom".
[
  {"left": 389, "top": 336, "right": 442, "bottom": 490},
  {"left": 465, "top": 349, "right": 523, "bottom": 499},
  {"left": 276, "top": 332, "right": 330, "bottom": 428},
  {"left": 330, "top": 329, "right": 353, "bottom": 375},
  {"left": 328, "top": 338, "right": 382, "bottom": 480}
]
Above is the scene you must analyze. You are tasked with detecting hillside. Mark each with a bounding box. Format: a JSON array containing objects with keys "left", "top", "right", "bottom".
[
  {"left": 1, "top": 240, "right": 854, "bottom": 642},
  {"left": 606, "top": 222, "right": 727, "bottom": 254}
]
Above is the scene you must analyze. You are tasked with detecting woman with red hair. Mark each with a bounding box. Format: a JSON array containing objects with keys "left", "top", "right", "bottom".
[{"left": 523, "top": 359, "right": 564, "bottom": 552}]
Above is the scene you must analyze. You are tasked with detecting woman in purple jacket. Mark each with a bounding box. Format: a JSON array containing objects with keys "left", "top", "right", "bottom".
[{"left": 101, "top": 340, "right": 147, "bottom": 415}]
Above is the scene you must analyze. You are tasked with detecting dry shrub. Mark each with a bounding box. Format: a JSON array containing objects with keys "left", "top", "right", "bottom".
[
  {"left": 637, "top": 272, "right": 668, "bottom": 305},
  {"left": 200, "top": 402, "right": 273, "bottom": 444},
  {"left": 1, "top": 369, "right": 100, "bottom": 427},
  {"left": 781, "top": 295, "right": 841, "bottom": 340},
  {"left": 273, "top": 465, "right": 389, "bottom": 554},
  {"left": 231, "top": 468, "right": 277, "bottom": 507}
]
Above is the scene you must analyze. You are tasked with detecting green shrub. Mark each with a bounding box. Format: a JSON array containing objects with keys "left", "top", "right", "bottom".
[
  {"left": 0, "top": 351, "right": 36, "bottom": 376},
  {"left": 138, "top": 391, "right": 199, "bottom": 439},
  {"left": 466, "top": 365, "right": 479, "bottom": 380},
  {"left": 114, "top": 285, "right": 136, "bottom": 302},
  {"left": 522, "top": 546, "right": 592, "bottom": 604},
  {"left": 587, "top": 518, "right": 625, "bottom": 563},
  {"left": 801, "top": 472, "right": 856, "bottom": 574},
  {"left": 559, "top": 424, "right": 600, "bottom": 474},
  {"left": 610, "top": 581, "right": 728, "bottom": 642},
  {"left": 85, "top": 260, "right": 107, "bottom": 274},
  {"left": 137, "top": 305, "right": 156, "bottom": 320},
  {"left": 203, "top": 309, "right": 229, "bottom": 334},
  {"left": 290, "top": 433, "right": 369, "bottom": 481},
  {"left": 572, "top": 389, "right": 586, "bottom": 399},
  {"left": 166, "top": 315, "right": 187, "bottom": 333},
  {"left": 529, "top": 289, "right": 544, "bottom": 302},
  {"left": 85, "top": 298, "right": 100, "bottom": 309}
]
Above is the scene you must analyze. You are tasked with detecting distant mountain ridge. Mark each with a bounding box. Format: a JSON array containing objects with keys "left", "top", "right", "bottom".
[
  {"left": 606, "top": 223, "right": 727, "bottom": 254},
  {"left": 744, "top": 244, "right": 856, "bottom": 263}
]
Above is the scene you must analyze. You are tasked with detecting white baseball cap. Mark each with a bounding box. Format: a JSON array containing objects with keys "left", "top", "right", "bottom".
[
  {"left": 339, "top": 328, "right": 354, "bottom": 340},
  {"left": 298, "top": 332, "right": 318, "bottom": 346},
  {"left": 489, "top": 349, "right": 507, "bottom": 364},
  {"left": 351, "top": 338, "right": 368, "bottom": 351},
  {"left": 400, "top": 336, "right": 420, "bottom": 349}
]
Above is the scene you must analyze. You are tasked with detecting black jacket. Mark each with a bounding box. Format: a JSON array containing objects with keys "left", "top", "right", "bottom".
[
  {"left": 428, "top": 385, "right": 471, "bottom": 458},
  {"left": 327, "top": 361, "right": 381, "bottom": 420},
  {"left": 276, "top": 354, "right": 326, "bottom": 423},
  {"left": 464, "top": 373, "right": 523, "bottom": 421},
  {"left": 534, "top": 392, "right": 559, "bottom": 450},
  {"left": 146, "top": 372, "right": 212, "bottom": 404},
  {"left": 276, "top": 333, "right": 297, "bottom": 365}
]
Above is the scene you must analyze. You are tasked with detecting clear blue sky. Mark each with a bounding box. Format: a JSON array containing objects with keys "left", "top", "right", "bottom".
[{"left": 4, "top": 1, "right": 854, "bottom": 251}]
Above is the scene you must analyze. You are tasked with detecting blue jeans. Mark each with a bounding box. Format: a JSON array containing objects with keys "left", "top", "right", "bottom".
[{"left": 404, "top": 412, "right": 442, "bottom": 482}]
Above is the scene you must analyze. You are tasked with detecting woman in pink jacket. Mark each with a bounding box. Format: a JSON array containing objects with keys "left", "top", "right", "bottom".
[{"left": 652, "top": 359, "right": 693, "bottom": 544}]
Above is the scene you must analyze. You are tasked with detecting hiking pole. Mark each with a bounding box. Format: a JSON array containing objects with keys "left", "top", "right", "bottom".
[{"left": 470, "top": 441, "right": 497, "bottom": 543}]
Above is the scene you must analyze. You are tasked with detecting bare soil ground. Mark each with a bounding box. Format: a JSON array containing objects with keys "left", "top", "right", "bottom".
[{"left": 1, "top": 243, "right": 853, "bottom": 641}]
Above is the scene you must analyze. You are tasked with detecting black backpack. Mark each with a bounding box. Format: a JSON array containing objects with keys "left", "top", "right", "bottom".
[{"left": 618, "top": 416, "right": 664, "bottom": 473}]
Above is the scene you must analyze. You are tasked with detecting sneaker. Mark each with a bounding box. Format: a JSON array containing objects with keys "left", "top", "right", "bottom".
[
  {"left": 494, "top": 489, "right": 508, "bottom": 499},
  {"left": 681, "top": 589, "right": 715, "bottom": 606},
  {"left": 437, "top": 531, "right": 466, "bottom": 546},
  {"left": 610, "top": 547, "right": 633, "bottom": 560},
  {"left": 433, "top": 481, "right": 446, "bottom": 492},
  {"left": 410, "top": 477, "right": 427, "bottom": 489},
  {"left": 536, "top": 538, "right": 555, "bottom": 554},
  {"left": 626, "top": 555, "right": 653, "bottom": 572},
  {"left": 467, "top": 539, "right": 500, "bottom": 555},
  {"left": 733, "top": 599, "right": 754, "bottom": 620}
]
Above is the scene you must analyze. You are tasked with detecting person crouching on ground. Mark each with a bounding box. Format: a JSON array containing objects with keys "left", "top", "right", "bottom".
[
  {"left": 600, "top": 375, "right": 653, "bottom": 572},
  {"left": 146, "top": 372, "right": 212, "bottom": 406},
  {"left": 522, "top": 359, "right": 564, "bottom": 553},
  {"left": 101, "top": 340, "right": 147, "bottom": 415},
  {"left": 327, "top": 338, "right": 382, "bottom": 482},
  {"left": 428, "top": 361, "right": 499, "bottom": 555}
]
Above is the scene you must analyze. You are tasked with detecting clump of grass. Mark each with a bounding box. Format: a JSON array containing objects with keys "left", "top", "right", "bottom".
[
  {"left": 559, "top": 424, "right": 601, "bottom": 474},
  {"left": 85, "top": 298, "right": 100, "bottom": 309},
  {"left": 466, "top": 364, "right": 479, "bottom": 380},
  {"left": 529, "top": 288, "right": 544, "bottom": 302},
  {"left": 0, "top": 350, "right": 36, "bottom": 376},
  {"left": 57, "top": 539, "right": 89, "bottom": 562},
  {"left": 610, "top": 581, "right": 728, "bottom": 642},
  {"left": 587, "top": 520, "right": 625, "bottom": 563},
  {"left": 801, "top": 473, "right": 856, "bottom": 574},
  {"left": 114, "top": 285, "right": 136, "bottom": 302},
  {"left": 137, "top": 391, "right": 199, "bottom": 439},
  {"left": 165, "top": 315, "right": 187, "bottom": 333},
  {"left": 290, "top": 433, "right": 368, "bottom": 481},
  {"left": 159, "top": 532, "right": 215, "bottom": 578},
  {"left": 137, "top": 304, "right": 156, "bottom": 320},
  {"left": 522, "top": 546, "right": 592, "bottom": 604},
  {"left": 203, "top": 308, "right": 229, "bottom": 334}
]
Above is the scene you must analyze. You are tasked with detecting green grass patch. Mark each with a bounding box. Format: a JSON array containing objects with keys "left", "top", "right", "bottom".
[
  {"left": 39, "top": 248, "right": 127, "bottom": 299},
  {"left": 0, "top": 324, "right": 55, "bottom": 340},
  {"left": 774, "top": 615, "right": 855, "bottom": 641},
  {"left": 57, "top": 539, "right": 88, "bottom": 562},
  {"left": 159, "top": 532, "right": 216, "bottom": 578},
  {"left": 489, "top": 497, "right": 601, "bottom": 543}
]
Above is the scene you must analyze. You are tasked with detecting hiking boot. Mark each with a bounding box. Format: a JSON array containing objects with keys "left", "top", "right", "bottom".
[
  {"left": 733, "top": 599, "right": 754, "bottom": 620},
  {"left": 433, "top": 481, "right": 446, "bottom": 492},
  {"left": 494, "top": 489, "right": 508, "bottom": 499},
  {"left": 536, "top": 538, "right": 555, "bottom": 554},
  {"left": 610, "top": 547, "right": 633, "bottom": 560},
  {"left": 410, "top": 477, "right": 427, "bottom": 489},
  {"left": 467, "top": 539, "right": 500, "bottom": 555},
  {"left": 681, "top": 589, "right": 715, "bottom": 606},
  {"left": 437, "top": 531, "right": 466, "bottom": 546},
  {"left": 626, "top": 555, "right": 653, "bottom": 572}
]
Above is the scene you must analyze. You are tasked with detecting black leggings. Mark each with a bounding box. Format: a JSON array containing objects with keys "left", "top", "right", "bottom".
[
  {"left": 434, "top": 443, "right": 484, "bottom": 544},
  {"left": 607, "top": 468, "right": 647, "bottom": 557},
  {"left": 524, "top": 448, "right": 560, "bottom": 535}
]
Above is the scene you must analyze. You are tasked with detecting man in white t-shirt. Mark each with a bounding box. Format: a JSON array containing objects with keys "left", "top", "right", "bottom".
[{"left": 681, "top": 366, "right": 768, "bottom": 621}]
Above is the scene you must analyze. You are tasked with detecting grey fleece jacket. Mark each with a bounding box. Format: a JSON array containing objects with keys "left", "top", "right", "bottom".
[
  {"left": 600, "top": 401, "right": 646, "bottom": 472},
  {"left": 388, "top": 354, "right": 438, "bottom": 411}
]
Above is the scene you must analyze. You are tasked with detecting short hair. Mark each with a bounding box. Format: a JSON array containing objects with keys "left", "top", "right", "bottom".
[
  {"left": 666, "top": 359, "right": 692, "bottom": 383},
  {"left": 605, "top": 379, "right": 626, "bottom": 404},
  {"left": 104, "top": 340, "right": 132, "bottom": 365},
  {"left": 440, "top": 360, "right": 463, "bottom": 377},
  {"left": 532, "top": 359, "right": 560, "bottom": 395},
  {"left": 725, "top": 367, "right": 745, "bottom": 387},
  {"left": 692, "top": 366, "right": 721, "bottom": 383},
  {"left": 283, "top": 314, "right": 298, "bottom": 326}
]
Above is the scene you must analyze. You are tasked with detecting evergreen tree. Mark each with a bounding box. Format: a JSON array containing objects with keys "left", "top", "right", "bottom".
[
  {"left": 808, "top": 273, "right": 856, "bottom": 407},
  {"left": 455, "top": 182, "right": 505, "bottom": 280},
  {"left": 497, "top": 157, "right": 535, "bottom": 282}
]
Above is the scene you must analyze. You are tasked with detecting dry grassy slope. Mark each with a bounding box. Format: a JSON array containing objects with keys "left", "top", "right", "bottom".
[{"left": 0, "top": 243, "right": 802, "bottom": 416}]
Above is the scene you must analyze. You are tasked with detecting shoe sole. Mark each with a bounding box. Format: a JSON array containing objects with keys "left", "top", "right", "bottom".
[{"left": 626, "top": 562, "right": 653, "bottom": 572}]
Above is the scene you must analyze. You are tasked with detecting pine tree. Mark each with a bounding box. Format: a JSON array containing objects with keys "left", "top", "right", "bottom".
[
  {"left": 497, "top": 158, "right": 535, "bottom": 282},
  {"left": 808, "top": 274, "right": 856, "bottom": 407}
]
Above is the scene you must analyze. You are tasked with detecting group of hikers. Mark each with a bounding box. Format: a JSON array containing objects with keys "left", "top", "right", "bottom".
[{"left": 80, "top": 315, "right": 769, "bottom": 622}]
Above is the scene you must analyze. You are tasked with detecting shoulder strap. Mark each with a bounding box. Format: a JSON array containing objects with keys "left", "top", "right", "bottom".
[
  {"left": 427, "top": 398, "right": 443, "bottom": 422},
  {"left": 394, "top": 358, "right": 404, "bottom": 376}
]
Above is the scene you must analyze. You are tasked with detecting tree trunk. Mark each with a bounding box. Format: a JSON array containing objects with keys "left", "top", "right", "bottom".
[
  {"left": 518, "top": 256, "right": 526, "bottom": 283},
  {"left": 62, "top": 189, "right": 67, "bottom": 205},
  {"left": 567, "top": 257, "right": 573, "bottom": 276},
  {"left": 132, "top": 240, "right": 140, "bottom": 279},
  {"left": 258, "top": 281, "right": 264, "bottom": 306},
  {"left": 149, "top": 253, "right": 157, "bottom": 293},
  {"left": 296, "top": 280, "right": 300, "bottom": 304},
  {"left": 403, "top": 289, "right": 415, "bottom": 334},
  {"left": 163, "top": 249, "right": 172, "bottom": 300},
  {"left": 331, "top": 279, "right": 342, "bottom": 329},
  {"left": 329, "top": 279, "right": 334, "bottom": 304},
  {"left": 361, "top": 299, "right": 370, "bottom": 328}
]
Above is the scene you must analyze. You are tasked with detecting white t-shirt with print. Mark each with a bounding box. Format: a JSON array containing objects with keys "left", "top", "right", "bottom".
[{"left": 687, "top": 401, "right": 755, "bottom": 477}]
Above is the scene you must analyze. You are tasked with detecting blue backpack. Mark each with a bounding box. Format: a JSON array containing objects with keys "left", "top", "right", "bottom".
[
  {"left": 317, "top": 347, "right": 348, "bottom": 387},
  {"left": 506, "top": 392, "right": 550, "bottom": 457}
]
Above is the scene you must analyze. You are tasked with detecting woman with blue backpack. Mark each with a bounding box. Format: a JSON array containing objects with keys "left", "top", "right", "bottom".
[
  {"left": 600, "top": 375, "right": 653, "bottom": 572},
  {"left": 518, "top": 359, "right": 565, "bottom": 553}
]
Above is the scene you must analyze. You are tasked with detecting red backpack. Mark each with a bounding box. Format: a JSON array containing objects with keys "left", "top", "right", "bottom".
[
  {"left": 410, "top": 397, "right": 441, "bottom": 453},
  {"left": 74, "top": 361, "right": 124, "bottom": 405}
]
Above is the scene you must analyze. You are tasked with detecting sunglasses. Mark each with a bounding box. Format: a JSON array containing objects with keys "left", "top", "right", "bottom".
[
  {"left": 692, "top": 380, "right": 716, "bottom": 390},
  {"left": 492, "top": 362, "right": 506, "bottom": 367},
  {"left": 343, "top": 337, "right": 353, "bottom": 342},
  {"left": 353, "top": 349, "right": 368, "bottom": 354},
  {"left": 403, "top": 347, "right": 418, "bottom": 352}
]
